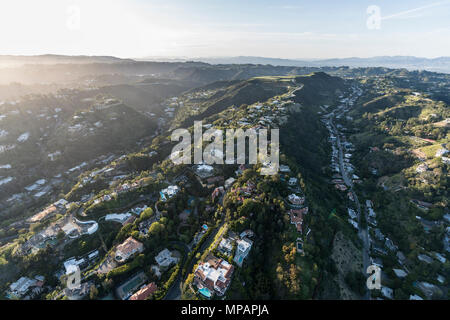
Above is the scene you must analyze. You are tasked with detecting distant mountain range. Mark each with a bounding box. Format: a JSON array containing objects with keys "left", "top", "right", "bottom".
[
  {"left": 141, "top": 55, "right": 450, "bottom": 74},
  {"left": 0, "top": 54, "right": 133, "bottom": 67},
  {"left": 2, "top": 54, "right": 450, "bottom": 74}
]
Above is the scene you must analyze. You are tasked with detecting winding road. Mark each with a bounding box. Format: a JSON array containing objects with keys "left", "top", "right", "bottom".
[{"left": 325, "top": 87, "right": 371, "bottom": 300}]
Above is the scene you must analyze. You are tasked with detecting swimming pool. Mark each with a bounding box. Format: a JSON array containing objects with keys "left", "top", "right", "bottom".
[{"left": 198, "top": 287, "right": 212, "bottom": 298}]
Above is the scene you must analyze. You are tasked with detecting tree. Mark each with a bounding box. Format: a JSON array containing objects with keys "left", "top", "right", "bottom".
[
  {"left": 141, "top": 207, "right": 154, "bottom": 220},
  {"left": 89, "top": 285, "right": 99, "bottom": 300}
]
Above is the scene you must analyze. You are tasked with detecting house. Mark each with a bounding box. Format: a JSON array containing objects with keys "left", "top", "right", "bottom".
[
  {"left": 204, "top": 176, "right": 224, "bottom": 188},
  {"left": 120, "top": 215, "right": 135, "bottom": 226},
  {"left": 195, "top": 164, "right": 214, "bottom": 178},
  {"left": 154, "top": 249, "right": 179, "bottom": 268},
  {"left": 130, "top": 205, "right": 148, "bottom": 215},
  {"left": 348, "top": 219, "right": 358, "bottom": 230},
  {"left": 348, "top": 208, "right": 357, "bottom": 220},
  {"left": 105, "top": 213, "right": 132, "bottom": 224},
  {"left": 409, "top": 294, "right": 423, "bottom": 300},
  {"left": 8, "top": 277, "right": 38, "bottom": 298},
  {"left": 239, "top": 230, "right": 254, "bottom": 239},
  {"left": 368, "top": 216, "right": 377, "bottom": 227},
  {"left": 393, "top": 269, "right": 408, "bottom": 278},
  {"left": 115, "top": 237, "right": 144, "bottom": 263},
  {"left": 64, "top": 257, "right": 86, "bottom": 275},
  {"left": 410, "top": 199, "right": 433, "bottom": 210},
  {"left": 151, "top": 265, "right": 162, "bottom": 278},
  {"left": 279, "top": 165, "right": 291, "bottom": 173},
  {"left": 416, "top": 163, "right": 428, "bottom": 173},
  {"left": 433, "top": 252, "right": 446, "bottom": 263},
  {"left": 443, "top": 213, "right": 450, "bottom": 224},
  {"left": 129, "top": 282, "right": 158, "bottom": 300},
  {"left": 87, "top": 250, "right": 99, "bottom": 261},
  {"left": 194, "top": 255, "right": 234, "bottom": 296},
  {"left": 416, "top": 282, "right": 441, "bottom": 299},
  {"left": 54, "top": 198, "right": 69, "bottom": 208},
  {"left": 372, "top": 245, "right": 387, "bottom": 255},
  {"left": 224, "top": 177, "right": 236, "bottom": 189},
  {"left": 335, "top": 184, "right": 347, "bottom": 191},
  {"left": 289, "top": 209, "right": 304, "bottom": 233},
  {"left": 288, "top": 177, "right": 298, "bottom": 186},
  {"left": 385, "top": 238, "right": 398, "bottom": 251},
  {"left": 417, "top": 254, "right": 433, "bottom": 264},
  {"left": 381, "top": 286, "right": 393, "bottom": 299},
  {"left": 370, "top": 257, "right": 383, "bottom": 268},
  {"left": 234, "top": 238, "right": 253, "bottom": 267},
  {"left": 288, "top": 194, "right": 305, "bottom": 206},
  {"left": 347, "top": 192, "right": 354, "bottom": 201},
  {"left": 139, "top": 218, "right": 155, "bottom": 236},
  {"left": 445, "top": 234, "right": 450, "bottom": 253},
  {"left": 435, "top": 148, "right": 449, "bottom": 157},
  {"left": 160, "top": 185, "right": 179, "bottom": 201},
  {"left": 396, "top": 251, "right": 406, "bottom": 264},
  {"left": 374, "top": 228, "right": 385, "bottom": 241},
  {"left": 218, "top": 238, "right": 233, "bottom": 256}
]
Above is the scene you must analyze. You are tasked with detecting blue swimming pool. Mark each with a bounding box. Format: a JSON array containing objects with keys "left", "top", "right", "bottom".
[{"left": 199, "top": 287, "right": 212, "bottom": 298}]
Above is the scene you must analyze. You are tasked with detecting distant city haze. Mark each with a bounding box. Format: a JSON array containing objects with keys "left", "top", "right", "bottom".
[{"left": 0, "top": 0, "right": 449, "bottom": 59}]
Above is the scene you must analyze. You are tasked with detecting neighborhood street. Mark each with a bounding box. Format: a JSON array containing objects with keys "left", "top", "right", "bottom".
[{"left": 325, "top": 87, "right": 371, "bottom": 300}]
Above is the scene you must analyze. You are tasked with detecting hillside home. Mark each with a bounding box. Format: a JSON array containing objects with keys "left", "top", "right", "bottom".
[
  {"left": 154, "top": 248, "right": 179, "bottom": 268},
  {"left": 288, "top": 194, "right": 305, "bottom": 207},
  {"left": 218, "top": 238, "right": 233, "bottom": 256},
  {"left": 129, "top": 282, "right": 158, "bottom": 300},
  {"left": 417, "top": 254, "right": 433, "bottom": 264},
  {"left": 234, "top": 238, "right": 253, "bottom": 267},
  {"left": 289, "top": 209, "right": 304, "bottom": 233},
  {"left": 115, "top": 237, "right": 144, "bottom": 263},
  {"left": 195, "top": 256, "right": 234, "bottom": 296}
]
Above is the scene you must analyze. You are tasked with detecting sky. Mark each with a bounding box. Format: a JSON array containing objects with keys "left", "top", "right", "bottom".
[{"left": 0, "top": 0, "right": 449, "bottom": 59}]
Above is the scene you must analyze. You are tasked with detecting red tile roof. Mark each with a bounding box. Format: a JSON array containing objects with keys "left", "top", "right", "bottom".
[
  {"left": 129, "top": 282, "right": 158, "bottom": 300},
  {"left": 290, "top": 210, "right": 304, "bottom": 233}
]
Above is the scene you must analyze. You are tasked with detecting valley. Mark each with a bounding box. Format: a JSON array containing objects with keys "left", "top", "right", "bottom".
[{"left": 0, "top": 58, "right": 448, "bottom": 301}]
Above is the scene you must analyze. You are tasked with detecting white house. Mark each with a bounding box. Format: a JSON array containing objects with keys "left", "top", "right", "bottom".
[
  {"left": 233, "top": 238, "right": 253, "bottom": 267},
  {"left": 381, "top": 286, "right": 394, "bottom": 299},
  {"left": 155, "top": 248, "right": 179, "bottom": 268}
]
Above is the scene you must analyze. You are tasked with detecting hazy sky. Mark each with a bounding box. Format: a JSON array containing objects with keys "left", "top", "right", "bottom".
[{"left": 0, "top": 0, "right": 449, "bottom": 59}]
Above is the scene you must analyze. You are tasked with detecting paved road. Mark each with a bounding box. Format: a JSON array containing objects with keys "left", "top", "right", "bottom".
[
  {"left": 164, "top": 221, "right": 226, "bottom": 300},
  {"left": 327, "top": 87, "right": 371, "bottom": 300},
  {"left": 164, "top": 241, "right": 191, "bottom": 300},
  {"left": 329, "top": 117, "right": 353, "bottom": 187}
]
